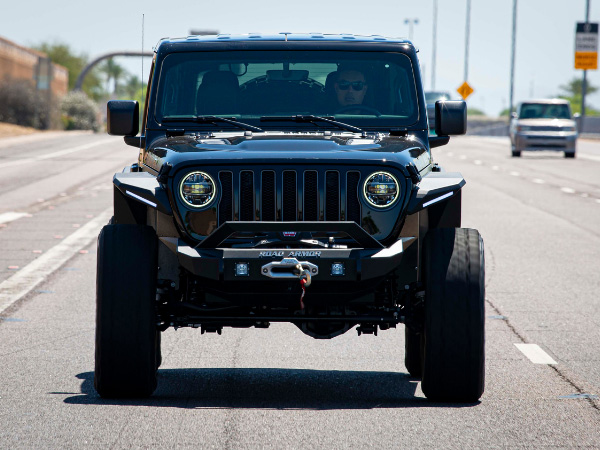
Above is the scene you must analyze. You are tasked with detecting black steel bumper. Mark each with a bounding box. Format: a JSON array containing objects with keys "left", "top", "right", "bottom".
[{"left": 159, "top": 221, "right": 418, "bottom": 285}]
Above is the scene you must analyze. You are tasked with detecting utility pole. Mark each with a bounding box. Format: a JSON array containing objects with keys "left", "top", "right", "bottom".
[
  {"left": 464, "top": 0, "right": 471, "bottom": 83},
  {"left": 432, "top": 0, "right": 438, "bottom": 90},
  {"left": 509, "top": 0, "right": 518, "bottom": 119},
  {"left": 581, "top": 0, "right": 591, "bottom": 118},
  {"left": 405, "top": 18, "right": 419, "bottom": 41}
]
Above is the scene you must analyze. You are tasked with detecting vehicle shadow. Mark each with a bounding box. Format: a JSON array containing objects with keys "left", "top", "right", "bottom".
[{"left": 63, "top": 368, "right": 479, "bottom": 409}]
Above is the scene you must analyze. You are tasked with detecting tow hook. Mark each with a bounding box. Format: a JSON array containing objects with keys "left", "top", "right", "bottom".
[{"left": 261, "top": 258, "right": 317, "bottom": 310}]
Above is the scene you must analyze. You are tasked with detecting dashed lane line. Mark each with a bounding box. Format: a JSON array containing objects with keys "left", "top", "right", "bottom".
[
  {"left": 532, "top": 178, "right": 545, "bottom": 184},
  {"left": 515, "top": 344, "right": 557, "bottom": 364},
  {"left": 509, "top": 171, "right": 520, "bottom": 176},
  {"left": 560, "top": 187, "right": 576, "bottom": 194},
  {"left": 0, "top": 138, "right": 114, "bottom": 169},
  {"left": 0, "top": 212, "right": 28, "bottom": 225},
  {"left": 0, "top": 208, "right": 111, "bottom": 315}
]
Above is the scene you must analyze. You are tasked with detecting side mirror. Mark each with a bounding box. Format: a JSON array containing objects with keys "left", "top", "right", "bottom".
[
  {"left": 107, "top": 100, "right": 139, "bottom": 136},
  {"left": 511, "top": 112, "right": 518, "bottom": 119},
  {"left": 435, "top": 100, "right": 467, "bottom": 136},
  {"left": 573, "top": 112, "right": 581, "bottom": 118}
]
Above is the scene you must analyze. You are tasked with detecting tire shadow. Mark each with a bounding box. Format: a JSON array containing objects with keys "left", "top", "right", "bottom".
[{"left": 63, "top": 368, "right": 479, "bottom": 409}]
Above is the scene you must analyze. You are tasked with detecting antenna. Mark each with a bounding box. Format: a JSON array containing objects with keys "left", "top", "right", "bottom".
[{"left": 141, "top": 13, "right": 144, "bottom": 149}]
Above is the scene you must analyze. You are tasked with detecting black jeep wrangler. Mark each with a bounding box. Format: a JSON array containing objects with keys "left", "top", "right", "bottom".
[{"left": 95, "top": 33, "right": 485, "bottom": 402}]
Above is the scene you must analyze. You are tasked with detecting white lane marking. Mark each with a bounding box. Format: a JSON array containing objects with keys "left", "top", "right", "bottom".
[
  {"left": 532, "top": 178, "right": 545, "bottom": 184},
  {"left": 581, "top": 193, "right": 589, "bottom": 198},
  {"left": 510, "top": 171, "right": 520, "bottom": 176},
  {"left": 0, "top": 208, "right": 111, "bottom": 315},
  {"left": 459, "top": 155, "right": 467, "bottom": 160},
  {"left": 492, "top": 165, "right": 499, "bottom": 171},
  {"left": 446, "top": 152, "right": 454, "bottom": 156},
  {"left": 515, "top": 344, "right": 557, "bottom": 364},
  {"left": 577, "top": 153, "right": 600, "bottom": 162},
  {"left": 0, "top": 212, "right": 28, "bottom": 225},
  {"left": 473, "top": 160, "right": 482, "bottom": 165},
  {"left": 561, "top": 187, "right": 576, "bottom": 194},
  {"left": 0, "top": 138, "right": 114, "bottom": 169},
  {"left": 596, "top": 199, "right": 600, "bottom": 204}
]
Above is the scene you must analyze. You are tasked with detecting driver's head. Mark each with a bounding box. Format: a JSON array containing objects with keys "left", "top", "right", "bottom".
[{"left": 334, "top": 69, "right": 368, "bottom": 106}]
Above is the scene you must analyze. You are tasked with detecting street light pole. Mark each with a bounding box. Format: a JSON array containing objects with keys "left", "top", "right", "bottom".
[
  {"left": 432, "top": 0, "right": 438, "bottom": 90},
  {"left": 581, "top": 0, "right": 591, "bottom": 118},
  {"left": 404, "top": 18, "right": 419, "bottom": 41},
  {"left": 509, "top": 0, "right": 518, "bottom": 119},
  {"left": 464, "top": 0, "right": 471, "bottom": 83}
]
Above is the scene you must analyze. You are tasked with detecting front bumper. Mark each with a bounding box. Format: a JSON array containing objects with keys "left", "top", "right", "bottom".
[
  {"left": 514, "top": 132, "right": 577, "bottom": 151},
  {"left": 159, "top": 235, "right": 418, "bottom": 285}
]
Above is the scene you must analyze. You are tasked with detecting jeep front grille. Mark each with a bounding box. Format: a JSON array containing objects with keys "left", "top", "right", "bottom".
[{"left": 217, "top": 169, "right": 362, "bottom": 225}]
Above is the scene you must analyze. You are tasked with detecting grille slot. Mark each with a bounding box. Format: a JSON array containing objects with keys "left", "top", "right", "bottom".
[
  {"left": 218, "top": 172, "right": 233, "bottom": 225},
  {"left": 261, "top": 171, "right": 276, "bottom": 221},
  {"left": 346, "top": 171, "right": 361, "bottom": 224},
  {"left": 304, "top": 171, "right": 318, "bottom": 221},
  {"left": 239, "top": 171, "right": 254, "bottom": 221},
  {"left": 282, "top": 171, "right": 297, "bottom": 221},
  {"left": 325, "top": 171, "right": 340, "bottom": 221}
]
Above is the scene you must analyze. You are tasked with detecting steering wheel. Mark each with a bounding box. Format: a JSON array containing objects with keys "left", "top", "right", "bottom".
[{"left": 335, "top": 105, "right": 382, "bottom": 116}]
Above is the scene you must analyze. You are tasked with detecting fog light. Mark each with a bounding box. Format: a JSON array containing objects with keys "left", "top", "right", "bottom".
[
  {"left": 235, "top": 263, "right": 249, "bottom": 276},
  {"left": 331, "top": 263, "right": 345, "bottom": 276}
]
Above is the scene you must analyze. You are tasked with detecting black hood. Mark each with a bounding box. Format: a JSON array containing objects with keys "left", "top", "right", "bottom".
[{"left": 143, "top": 133, "right": 431, "bottom": 177}]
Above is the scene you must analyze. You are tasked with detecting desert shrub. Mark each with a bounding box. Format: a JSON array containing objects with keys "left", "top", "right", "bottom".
[
  {"left": 61, "top": 91, "right": 100, "bottom": 131},
  {"left": 0, "top": 77, "right": 55, "bottom": 129}
]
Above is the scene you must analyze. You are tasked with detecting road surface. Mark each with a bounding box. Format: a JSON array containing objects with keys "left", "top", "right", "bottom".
[{"left": 0, "top": 133, "right": 598, "bottom": 448}]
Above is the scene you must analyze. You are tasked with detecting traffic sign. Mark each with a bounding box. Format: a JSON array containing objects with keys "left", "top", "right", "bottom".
[
  {"left": 575, "top": 22, "right": 598, "bottom": 70},
  {"left": 457, "top": 81, "right": 474, "bottom": 100}
]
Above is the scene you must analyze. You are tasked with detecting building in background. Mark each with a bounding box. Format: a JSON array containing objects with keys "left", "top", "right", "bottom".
[{"left": 0, "top": 35, "right": 68, "bottom": 98}]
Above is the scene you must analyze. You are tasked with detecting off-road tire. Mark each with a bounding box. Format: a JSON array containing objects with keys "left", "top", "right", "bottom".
[
  {"left": 94, "top": 224, "right": 158, "bottom": 398},
  {"left": 421, "top": 228, "right": 485, "bottom": 402},
  {"left": 564, "top": 151, "right": 576, "bottom": 158},
  {"left": 404, "top": 327, "right": 423, "bottom": 378},
  {"left": 511, "top": 150, "right": 521, "bottom": 157}
]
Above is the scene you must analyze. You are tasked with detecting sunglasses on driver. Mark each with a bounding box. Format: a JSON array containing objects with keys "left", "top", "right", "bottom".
[{"left": 336, "top": 80, "right": 366, "bottom": 91}]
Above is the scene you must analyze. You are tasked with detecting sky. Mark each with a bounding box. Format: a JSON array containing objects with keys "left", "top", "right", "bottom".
[{"left": 1, "top": 0, "right": 599, "bottom": 116}]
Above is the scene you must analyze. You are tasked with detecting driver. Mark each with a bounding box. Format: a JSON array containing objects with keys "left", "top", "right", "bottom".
[{"left": 334, "top": 68, "right": 368, "bottom": 112}]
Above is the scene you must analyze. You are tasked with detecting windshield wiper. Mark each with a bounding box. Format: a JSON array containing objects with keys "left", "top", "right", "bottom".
[
  {"left": 163, "top": 115, "right": 263, "bottom": 132},
  {"left": 260, "top": 115, "right": 364, "bottom": 134}
]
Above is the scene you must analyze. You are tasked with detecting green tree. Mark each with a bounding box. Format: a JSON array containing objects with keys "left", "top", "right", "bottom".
[
  {"left": 558, "top": 77, "right": 600, "bottom": 115},
  {"left": 34, "top": 41, "right": 104, "bottom": 101},
  {"left": 99, "top": 58, "right": 127, "bottom": 96}
]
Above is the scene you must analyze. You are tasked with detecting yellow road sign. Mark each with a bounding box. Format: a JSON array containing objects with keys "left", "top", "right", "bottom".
[
  {"left": 575, "top": 52, "right": 598, "bottom": 69},
  {"left": 457, "top": 81, "right": 474, "bottom": 100},
  {"left": 575, "top": 22, "right": 598, "bottom": 70}
]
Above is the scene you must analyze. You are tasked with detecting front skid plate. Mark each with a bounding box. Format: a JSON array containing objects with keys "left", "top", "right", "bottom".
[{"left": 159, "top": 236, "right": 418, "bottom": 284}]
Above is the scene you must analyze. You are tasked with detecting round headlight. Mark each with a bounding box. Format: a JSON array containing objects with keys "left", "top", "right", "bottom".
[
  {"left": 179, "top": 171, "right": 216, "bottom": 208},
  {"left": 363, "top": 172, "right": 400, "bottom": 208}
]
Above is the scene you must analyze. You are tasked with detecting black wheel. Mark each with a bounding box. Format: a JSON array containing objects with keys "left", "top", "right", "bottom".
[
  {"left": 564, "top": 151, "right": 576, "bottom": 158},
  {"left": 421, "top": 228, "right": 485, "bottom": 402},
  {"left": 94, "top": 224, "right": 158, "bottom": 398},
  {"left": 404, "top": 326, "right": 423, "bottom": 378},
  {"left": 511, "top": 150, "right": 521, "bottom": 157}
]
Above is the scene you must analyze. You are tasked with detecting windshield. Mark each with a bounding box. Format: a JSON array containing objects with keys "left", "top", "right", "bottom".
[
  {"left": 154, "top": 50, "right": 420, "bottom": 130},
  {"left": 518, "top": 103, "right": 571, "bottom": 119},
  {"left": 425, "top": 92, "right": 451, "bottom": 104}
]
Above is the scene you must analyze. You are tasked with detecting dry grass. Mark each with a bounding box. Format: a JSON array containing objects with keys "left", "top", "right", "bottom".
[{"left": 0, "top": 122, "right": 40, "bottom": 138}]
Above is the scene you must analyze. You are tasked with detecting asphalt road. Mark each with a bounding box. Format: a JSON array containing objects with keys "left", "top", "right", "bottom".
[{"left": 0, "top": 133, "right": 599, "bottom": 449}]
